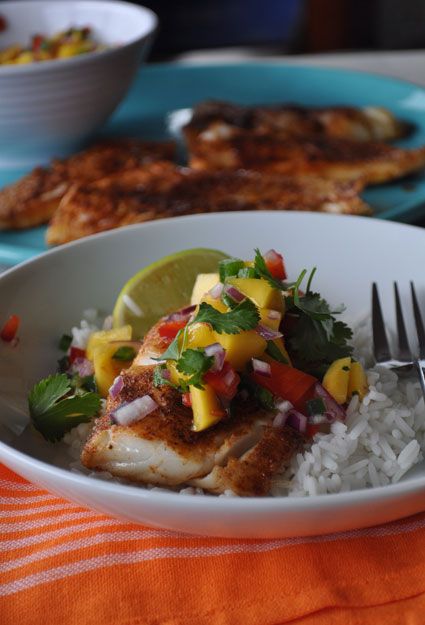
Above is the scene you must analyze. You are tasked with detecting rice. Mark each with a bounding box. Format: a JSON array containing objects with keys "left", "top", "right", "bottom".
[{"left": 63, "top": 313, "right": 425, "bottom": 497}]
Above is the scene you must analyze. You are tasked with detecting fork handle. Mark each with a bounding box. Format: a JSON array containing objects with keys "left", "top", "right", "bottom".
[{"left": 414, "top": 358, "right": 425, "bottom": 403}]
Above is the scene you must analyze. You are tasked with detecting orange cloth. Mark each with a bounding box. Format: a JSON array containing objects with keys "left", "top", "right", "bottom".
[{"left": 1, "top": 463, "right": 424, "bottom": 625}]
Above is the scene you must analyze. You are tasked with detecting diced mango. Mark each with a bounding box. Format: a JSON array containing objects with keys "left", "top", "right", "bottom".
[
  {"left": 92, "top": 341, "right": 136, "bottom": 397},
  {"left": 348, "top": 361, "right": 368, "bottom": 400},
  {"left": 200, "top": 294, "right": 228, "bottom": 313},
  {"left": 259, "top": 308, "right": 282, "bottom": 331},
  {"left": 190, "top": 384, "right": 224, "bottom": 431},
  {"left": 87, "top": 325, "right": 132, "bottom": 361},
  {"left": 186, "top": 322, "right": 217, "bottom": 349},
  {"left": 227, "top": 277, "right": 285, "bottom": 312},
  {"left": 322, "top": 357, "right": 352, "bottom": 404},
  {"left": 166, "top": 361, "right": 188, "bottom": 386},
  {"left": 191, "top": 273, "right": 220, "bottom": 305},
  {"left": 217, "top": 330, "right": 266, "bottom": 371}
]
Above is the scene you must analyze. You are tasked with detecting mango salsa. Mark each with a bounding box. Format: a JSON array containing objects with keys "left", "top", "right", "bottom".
[
  {"left": 86, "top": 325, "right": 132, "bottom": 361},
  {"left": 322, "top": 357, "right": 352, "bottom": 404},
  {"left": 92, "top": 340, "right": 136, "bottom": 397},
  {"left": 191, "top": 273, "right": 220, "bottom": 305},
  {"left": 347, "top": 361, "right": 368, "bottom": 400},
  {"left": 227, "top": 277, "right": 285, "bottom": 312},
  {"left": 190, "top": 385, "right": 225, "bottom": 431}
]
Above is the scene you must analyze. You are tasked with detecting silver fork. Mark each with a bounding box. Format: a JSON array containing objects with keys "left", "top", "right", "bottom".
[{"left": 372, "top": 282, "right": 425, "bottom": 401}]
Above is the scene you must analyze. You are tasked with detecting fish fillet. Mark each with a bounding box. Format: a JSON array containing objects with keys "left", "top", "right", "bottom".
[
  {"left": 184, "top": 100, "right": 408, "bottom": 143},
  {"left": 0, "top": 139, "right": 175, "bottom": 230},
  {"left": 81, "top": 319, "right": 304, "bottom": 496},
  {"left": 46, "top": 161, "right": 370, "bottom": 245},
  {"left": 186, "top": 132, "right": 425, "bottom": 184}
]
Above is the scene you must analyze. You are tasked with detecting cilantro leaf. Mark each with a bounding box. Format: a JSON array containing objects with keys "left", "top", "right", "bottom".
[
  {"left": 284, "top": 291, "right": 353, "bottom": 378},
  {"left": 28, "top": 374, "right": 70, "bottom": 416},
  {"left": 265, "top": 340, "right": 289, "bottom": 364},
  {"left": 192, "top": 299, "right": 260, "bottom": 335},
  {"left": 253, "top": 248, "right": 286, "bottom": 291},
  {"left": 176, "top": 349, "right": 213, "bottom": 389},
  {"left": 158, "top": 330, "right": 183, "bottom": 361},
  {"left": 28, "top": 373, "right": 101, "bottom": 442},
  {"left": 58, "top": 334, "right": 72, "bottom": 352}
]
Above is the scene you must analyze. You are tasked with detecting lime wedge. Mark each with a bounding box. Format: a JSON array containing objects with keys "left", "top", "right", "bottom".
[{"left": 112, "top": 248, "right": 228, "bottom": 338}]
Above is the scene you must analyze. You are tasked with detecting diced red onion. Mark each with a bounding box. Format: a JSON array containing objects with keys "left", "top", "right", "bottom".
[
  {"left": 166, "top": 305, "right": 196, "bottom": 323},
  {"left": 286, "top": 409, "right": 307, "bottom": 433},
  {"left": 314, "top": 383, "right": 346, "bottom": 422},
  {"left": 272, "top": 412, "right": 288, "bottom": 427},
  {"left": 161, "top": 368, "right": 171, "bottom": 380},
  {"left": 69, "top": 357, "right": 94, "bottom": 378},
  {"left": 208, "top": 282, "right": 223, "bottom": 300},
  {"left": 251, "top": 358, "right": 271, "bottom": 377},
  {"left": 109, "top": 375, "right": 124, "bottom": 399},
  {"left": 256, "top": 324, "right": 282, "bottom": 341},
  {"left": 267, "top": 310, "right": 281, "bottom": 320},
  {"left": 204, "top": 342, "right": 225, "bottom": 372},
  {"left": 274, "top": 398, "right": 293, "bottom": 414},
  {"left": 223, "top": 284, "right": 245, "bottom": 303},
  {"left": 112, "top": 395, "right": 158, "bottom": 426},
  {"left": 223, "top": 368, "right": 238, "bottom": 388}
]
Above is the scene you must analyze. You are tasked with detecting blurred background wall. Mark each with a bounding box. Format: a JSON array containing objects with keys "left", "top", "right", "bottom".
[{"left": 129, "top": 0, "right": 425, "bottom": 59}]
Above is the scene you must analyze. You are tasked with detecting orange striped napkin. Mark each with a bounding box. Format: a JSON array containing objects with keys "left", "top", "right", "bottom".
[{"left": 1, "top": 463, "right": 425, "bottom": 625}]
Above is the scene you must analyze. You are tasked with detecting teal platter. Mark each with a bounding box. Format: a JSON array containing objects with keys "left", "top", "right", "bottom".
[{"left": 2, "top": 61, "right": 425, "bottom": 266}]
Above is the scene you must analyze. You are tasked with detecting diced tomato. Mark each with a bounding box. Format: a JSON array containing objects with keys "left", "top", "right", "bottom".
[
  {"left": 182, "top": 392, "right": 192, "bottom": 407},
  {"left": 158, "top": 319, "right": 187, "bottom": 340},
  {"left": 264, "top": 249, "right": 287, "bottom": 280},
  {"left": 69, "top": 346, "right": 86, "bottom": 364},
  {"left": 204, "top": 361, "right": 240, "bottom": 401},
  {"left": 32, "top": 34, "right": 43, "bottom": 51},
  {"left": 1, "top": 314, "right": 20, "bottom": 342},
  {"left": 251, "top": 360, "right": 317, "bottom": 411},
  {"left": 306, "top": 423, "right": 321, "bottom": 438},
  {"left": 0, "top": 16, "right": 7, "bottom": 33}
]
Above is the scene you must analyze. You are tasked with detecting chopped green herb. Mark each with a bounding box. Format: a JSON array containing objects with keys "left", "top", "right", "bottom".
[
  {"left": 58, "top": 334, "right": 72, "bottom": 352},
  {"left": 284, "top": 285, "right": 353, "bottom": 379},
  {"left": 306, "top": 397, "right": 326, "bottom": 416},
  {"left": 28, "top": 373, "right": 100, "bottom": 442},
  {"left": 254, "top": 385, "right": 275, "bottom": 410},
  {"left": 253, "top": 248, "right": 287, "bottom": 291},
  {"left": 265, "top": 341, "right": 289, "bottom": 364},
  {"left": 176, "top": 349, "right": 213, "bottom": 389},
  {"left": 237, "top": 266, "right": 258, "bottom": 279},
  {"left": 112, "top": 346, "right": 136, "bottom": 361},
  {"left": 221, "top": 293, "right": 239, "bottom": 310},
  {"left": 157, "top": 330, "right": 183, "bottom": 361},
  {"left": 192, "top": 299, "right": 260, "bottom": 335},
  {"left": 218, "top": 258, "right": 245, "bottom": 282},
  {"left": 306, "top": 267, "right": 317, "bottom": 294}
]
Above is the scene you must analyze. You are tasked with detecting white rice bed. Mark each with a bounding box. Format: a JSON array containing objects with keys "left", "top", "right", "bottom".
[{"left": 65, "top": 312, "right": 425, "bottom": 497}]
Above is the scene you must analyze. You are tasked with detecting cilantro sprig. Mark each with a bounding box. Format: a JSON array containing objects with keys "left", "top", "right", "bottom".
[
  {"left": 176, "top": 349, "right": 214, "bottom": 389},
  {"left": 283, "top": 270, "right": 353, "bottom": 377},
  {"left": 192, "top": 299, "right": 260, "bottom": 335},
  {"left": 28, "top": 373, "right": 101, "bottom": 442},
  {"left": 253, "top": 248, "right": 287, "bottom": 291}
]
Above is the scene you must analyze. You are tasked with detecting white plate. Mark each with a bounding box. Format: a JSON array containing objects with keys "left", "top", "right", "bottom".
[{"left": 1, "top": 211, "right": 425, "bottom": 538}]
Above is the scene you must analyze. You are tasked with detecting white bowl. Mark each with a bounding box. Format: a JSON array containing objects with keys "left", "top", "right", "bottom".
[
  {"left": 1, "top": 211, "right": 425, "bottom": 538},
  {"left": 0, "top": 1, "right": 158, "bottom": 167}
]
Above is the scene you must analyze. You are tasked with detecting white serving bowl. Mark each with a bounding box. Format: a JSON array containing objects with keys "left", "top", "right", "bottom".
[
  {"left": 1, "top": 211, "right": 425, "bottom": 538},
  {"left": 0, "top": 1, "right": 158, "bottom": 167}
]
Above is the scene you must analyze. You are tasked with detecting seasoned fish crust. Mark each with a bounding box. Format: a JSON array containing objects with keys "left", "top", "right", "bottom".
[
  {"left": 186, "top": 132, "right": 425, "bottom": 184},
  {"left": 0, "top": 139, "right": 175, "bottom": 230},
  {"left": 46, "top": 161, "right": 370, "bottom": 245},
  {"left": 185, "top": 100, "right": 408, "bottom": 143},
  {"left": 81, "top": 365, "right": 304, "bottom": 495}
]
